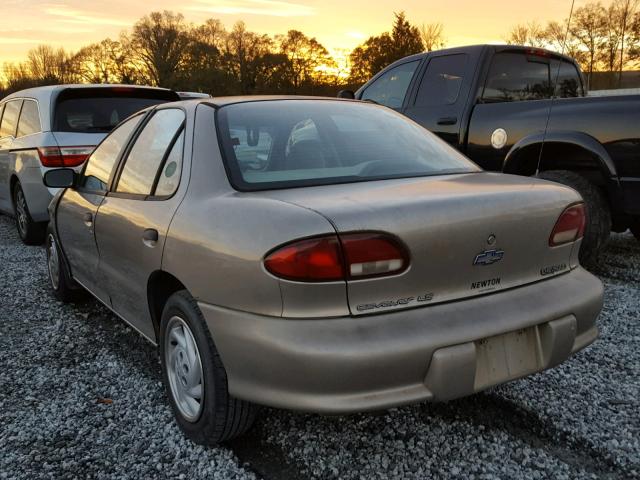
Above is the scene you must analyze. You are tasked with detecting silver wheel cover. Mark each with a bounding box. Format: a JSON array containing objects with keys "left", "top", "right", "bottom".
[{"left": 165, "top": 316, "right": 205, "bottom": 422}]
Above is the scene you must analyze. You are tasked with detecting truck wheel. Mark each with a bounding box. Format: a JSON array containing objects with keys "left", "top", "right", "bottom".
[
  {"left": 13, "top": 182, "right": 46, "bottom": 245},
  {"left": 631, "top": 217, "right": 640, "bottom": 241},
  {"left": 537, "top": 170, "right": 611, "bottom": 266},
  {"left": 159, "top": 290, "right": 258, "bottom": 445}
]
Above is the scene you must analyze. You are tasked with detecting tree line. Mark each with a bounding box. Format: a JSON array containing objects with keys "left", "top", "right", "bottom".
[
  {"left": 0, "top": 11, "right": 438, "bottom": 98},
  {"left": 506, "top": 0, "right": 640, "bottom": 87},
  {"left": 2, "top": 2, "right": 640, "bottom": 99}
]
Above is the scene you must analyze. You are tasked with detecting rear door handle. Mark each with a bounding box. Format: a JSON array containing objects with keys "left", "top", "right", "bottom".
[
  {"left": 83, "top": 212, "right": 93, "bottom": 226},
  {"left": 437, "top": 116, "right": 458, "bottom": 126},
  {"left": 142, "top": 228, "right": 159, "bottom": 247}
]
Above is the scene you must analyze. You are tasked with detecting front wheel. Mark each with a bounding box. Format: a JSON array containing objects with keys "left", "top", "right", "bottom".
[
  {"left": 159, "top": 290, "right": 258, "bottom": 445},
  {"left": 537, "top": 170, "right": 611, "bottom": 266},
  {"left": 13, "top": 183, "right": 46, "bottom": 245}
]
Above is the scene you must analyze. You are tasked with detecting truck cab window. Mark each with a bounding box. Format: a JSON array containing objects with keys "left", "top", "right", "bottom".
[
  {"left": 361, "top": 60, "right": 420, "bottom": 109},
  {"left": 415, "top": 54, "right": 468, "bottom": 106},
  {"left": 551, "top": 60, "right": 583, "bottom": 98},
  {"left": 482, "top": 52, "right": 552, "bottom": 103}
]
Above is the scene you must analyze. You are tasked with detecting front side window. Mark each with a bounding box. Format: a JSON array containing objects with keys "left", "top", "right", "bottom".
[
  {"left": 217, "top": 100, "right": 479, "bottom": 191},
  {"left": 483, "top": 52, "right": 553, "bottom": 103},
  {"left": 17, "top": 100, "right": 41, "bottom": 137},
  {"left": 415, "top": 54, "right": 468, "bottom": 106},
  {"left": 361, "top": 60, "right": 420, "bottom": 109},
  {"left": 81, "top": 115, "right": 143, "bottom": 192},
  {"left": 0, "top": 100, "right": 22, "bottom": 138},
  {"left": 116, "top": 109, "right": 185, "bottom": 196}
]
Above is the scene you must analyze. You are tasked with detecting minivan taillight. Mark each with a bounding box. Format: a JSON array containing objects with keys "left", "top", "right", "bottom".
[
  {"left": 37, "top": 146, "right": 94, "bottom": 167},
  {"left": 549, "top": 203, "right": 586, "bottom": 246},
  {"left": 264, "top": 233, "right": 409, "bottom": 282}
]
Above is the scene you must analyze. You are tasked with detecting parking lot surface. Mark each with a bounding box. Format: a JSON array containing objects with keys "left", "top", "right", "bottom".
[{"left": 0, "top": 213, "right": 638, "bottom": 479}]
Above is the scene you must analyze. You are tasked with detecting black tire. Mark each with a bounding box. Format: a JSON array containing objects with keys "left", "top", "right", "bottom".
[
  {"left": 159, "top": 290, "right": 258, "bottom": 445},
  {"left": 537, "top": 170, "right": 611, "bottom": 266},
  {"left": 45, "top": 226, "right": 83, "bottom": 303},
  {"left": 13, "top": 182, "right": 46, "bottom": 245},
  {"left": 631, "top": 217, "right": 640, "bottom": 241}
]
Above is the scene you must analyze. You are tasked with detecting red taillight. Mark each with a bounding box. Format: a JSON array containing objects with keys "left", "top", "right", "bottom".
[
  {"left": 264, "top": 232, "right": 408, "bottom": 282},
  {"left": 37, "top": 146, "right": 94, "bottom": 167},
  {"left": 341, "top": 233, "right": 408, "bottom": 278},
  {"left": 264, "top": 236, "right": 344, "bottom": 281},
  {"left": 549, "top": 203, "right": 586, "bottom": 246}
]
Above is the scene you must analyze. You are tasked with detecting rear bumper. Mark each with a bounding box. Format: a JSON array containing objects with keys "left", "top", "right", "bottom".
[{"left": 199, "top": 267, "right": 603, "bottom": 414}]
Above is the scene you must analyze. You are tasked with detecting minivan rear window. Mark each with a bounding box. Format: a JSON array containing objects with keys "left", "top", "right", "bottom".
[
  {"left": 53, "top": 88, "right": 179, "bottom": 133},
  {"left": 217, "top": 100, "right": 479, "bottom": 191}
]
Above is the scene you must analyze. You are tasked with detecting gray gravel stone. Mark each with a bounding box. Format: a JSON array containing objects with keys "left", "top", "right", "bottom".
[
  {"left": 0, "top": 212, "right": 638, "bottom": 479},
  {"left": 0, "top": 215, "right": 256, "bottom": 480}
]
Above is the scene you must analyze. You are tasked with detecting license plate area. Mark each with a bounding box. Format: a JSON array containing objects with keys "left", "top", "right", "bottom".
[{"left": 474, "top": 326, "right": 542, "bottom": 390}]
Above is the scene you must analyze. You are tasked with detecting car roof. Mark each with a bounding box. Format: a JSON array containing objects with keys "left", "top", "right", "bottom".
[
  {"left": 180, "top": 95, "right": 357, "bottom": 109},
  {"left": 385, "top": 44, "right": 577, "bottom": 67}
]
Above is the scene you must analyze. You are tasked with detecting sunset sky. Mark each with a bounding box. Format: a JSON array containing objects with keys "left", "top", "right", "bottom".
[{"left": 1, "top": 0, "right": 582, "bottom": 64}]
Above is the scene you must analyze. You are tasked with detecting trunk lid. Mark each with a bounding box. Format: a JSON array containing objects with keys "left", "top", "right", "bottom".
[{"left": 257, "top": 172, "right": 582, "bottom": 315}]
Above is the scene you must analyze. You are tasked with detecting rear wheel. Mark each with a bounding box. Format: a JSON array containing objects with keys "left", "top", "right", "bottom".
[
  {"left": 159, "top": 290, "right": 258, "bottom": 445},
  {"left": 46, "top": 226, "right": 83, "bottom": 302},
  {"left": 13, "top": 182, "right": 46, "bottom": 245},
  {"left": 537, "top": 170, "right": 611, "bottom": 266}
]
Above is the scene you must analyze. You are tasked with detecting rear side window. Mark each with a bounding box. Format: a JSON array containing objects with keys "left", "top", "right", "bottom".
[
  {"left": 53, "top": 88, "right": 178, "bottom": 133},
  {"left": 17, "top": 100, "right": 41, "bottom": 137},
  {"left": 116, "top": 109, "right": 185, "bottom": 196},
  {"left": 483, "top": 52, "right": 552, "bottom": 103},
  {"left": 552, "top": 60, "right": 583, "bottom": 98},
  {"left": 0, "top": 100, "right": 22, "bottom": 138},
  {"left": 81, "top": 114, "right": 143, "bottom": 192},
  {"left": 361, "top": 60, "right": 420, "bottom": 109},
  {"left": 415, "top": 54, "right": 468, "bottom": 106},
  {"left": 155, "top": 130, "right": 185, "bottom": 197}
]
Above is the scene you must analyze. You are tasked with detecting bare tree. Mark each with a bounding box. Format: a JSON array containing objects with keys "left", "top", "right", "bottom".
[
  {"left": 570, "top": 2, "right": 607, "bottom": 85},
  {"left": 600, "top": 3, "right": 623, "bottom": 73},
  {"left": 506, "top": 22, "right": 547, "bottom": 47},
  {"left": 616, "top": 0, "right": 640, "bottom": 83},
  {"left": 278, "top": 30, "right": 334, "bottom": 93},
  {"left": 26, "top": 45, "right": 71, "bottom": 82},
  {"left": 420, "top": 22, "right": 445, "bottom": 51},
  {"left": 129, "top": 11, "right": 191, "bottom": 88}
]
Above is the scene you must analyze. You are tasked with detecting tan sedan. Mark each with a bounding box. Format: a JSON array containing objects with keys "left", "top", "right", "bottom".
[{"left": 43, "top": 97, "right": 603, "bottom": 444}]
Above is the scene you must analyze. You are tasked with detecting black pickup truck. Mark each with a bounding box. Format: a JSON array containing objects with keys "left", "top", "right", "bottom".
[{"left": 341, "top": 44, "right": 640, "bottom": 264}]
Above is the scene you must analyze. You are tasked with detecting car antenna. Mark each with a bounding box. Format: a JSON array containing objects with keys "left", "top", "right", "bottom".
[{"left": 536, "top": 0, "right": 576, "bottom": 175}]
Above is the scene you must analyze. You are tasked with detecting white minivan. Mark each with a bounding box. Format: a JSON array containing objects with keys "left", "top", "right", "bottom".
[{"left": 0, "top": 84, "right": 179, "bottom": 244}]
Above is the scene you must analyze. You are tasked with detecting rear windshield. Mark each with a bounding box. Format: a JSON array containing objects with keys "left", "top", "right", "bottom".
[
  {"left": 53, "top": 88, "right": 178, "bottom": 133},
  {"left": 216, "top": 100, "right": 479, "bottom": 191}
]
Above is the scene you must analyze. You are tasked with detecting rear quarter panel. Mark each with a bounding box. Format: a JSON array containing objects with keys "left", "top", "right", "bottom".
[{"left": 162, "top": 103, "right": 349, "bottom": 318}]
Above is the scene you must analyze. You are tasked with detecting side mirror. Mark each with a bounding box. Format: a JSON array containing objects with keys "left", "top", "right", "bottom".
[
  {"left": 337, "top": 90, "right": 355, "bottom": 100},
  {"left": 43, "top": 168, "right": 76, "bottom": 188}
]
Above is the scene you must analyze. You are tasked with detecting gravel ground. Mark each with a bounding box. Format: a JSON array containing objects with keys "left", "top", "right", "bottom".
[{"left": 0, "top": 212, "right": 638, "bottom": 479}]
